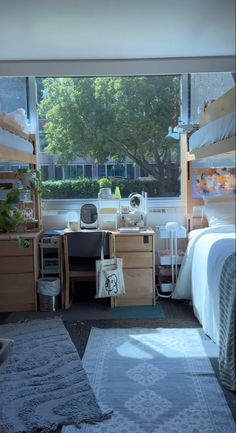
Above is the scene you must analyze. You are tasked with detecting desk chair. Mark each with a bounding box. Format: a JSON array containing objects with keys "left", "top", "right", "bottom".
[{"left": 63, "top": 231, "right": 109, "bottom": 309}]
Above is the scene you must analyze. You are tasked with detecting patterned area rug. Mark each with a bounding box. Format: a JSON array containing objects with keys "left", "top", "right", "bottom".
[
  {"left": 0, "top": 318, "right": 111, "bottom": 433},
  {"left": 64, "top": 327, "right": 235, "bottom": 433}
]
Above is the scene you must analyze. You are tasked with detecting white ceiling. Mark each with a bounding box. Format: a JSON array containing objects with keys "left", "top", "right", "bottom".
[{"left": 0, "top": 0, "right": 235, "bottom": 76}]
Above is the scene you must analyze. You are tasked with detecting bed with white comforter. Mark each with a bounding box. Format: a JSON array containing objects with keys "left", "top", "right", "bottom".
[{"left": 172, "top": 225, "right": 235, "bottom": 344}]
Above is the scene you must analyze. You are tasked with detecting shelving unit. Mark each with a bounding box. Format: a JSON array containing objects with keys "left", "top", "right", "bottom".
[
  {"left": 40, "top": 236, "right": 61, "bottom": 276},
  {"left": 39, "top": 235, "right": 64, "bottom": 306},
  {"left": 156, "top": 225, "right": 187, "bottom": 293}
]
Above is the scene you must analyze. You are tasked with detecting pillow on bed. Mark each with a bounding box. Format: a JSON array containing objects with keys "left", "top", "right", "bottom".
[{"left": 203, "top": 195, "right": 235, "bottom": 226}]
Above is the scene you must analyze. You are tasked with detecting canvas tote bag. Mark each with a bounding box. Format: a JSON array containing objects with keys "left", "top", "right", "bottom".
[{"left": 95, "top": 232, "right": 125, "bottom": 298}]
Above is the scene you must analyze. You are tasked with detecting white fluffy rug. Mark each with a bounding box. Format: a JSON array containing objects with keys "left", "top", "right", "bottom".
[
  {"left": 0, "top": 318, "right": 111, "bottom": 433},
  {"left": 64, "top": 327, "right": 235, "bottom": 433}
]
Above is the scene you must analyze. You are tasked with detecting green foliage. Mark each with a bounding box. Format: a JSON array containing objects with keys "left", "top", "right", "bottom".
[
  {"left": 98, "top": 178, "right": 112, "bottom": 188},
  {"left": 38, "top": 76, "right": 180, "bottom": 186},
  {"left": 17, "top": 237, "right": 30, "bottom": 248},
  {"left": 0, "top": 188, "right": 23, "bottom": 232},
  {"left": 41, "top": 178, "right": 179, "bottom": 199},
  {"left": 15, "top": 168, "right": 44, "bottom": 194},
  {"left": 42, "top": 179, "right": 100, "bottom": 199}
]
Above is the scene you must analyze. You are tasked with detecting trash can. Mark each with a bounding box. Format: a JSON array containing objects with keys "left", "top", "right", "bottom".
[{"left": 37, "top": 277, "right": 61, "bottom": 312}]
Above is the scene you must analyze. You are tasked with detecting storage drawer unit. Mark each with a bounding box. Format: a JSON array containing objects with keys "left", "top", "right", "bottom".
[
  {"left": 0, "top": 233, "right": 41, "bottom": 312},
  {"left": 109, "top": 231, "right": 155, "bottom": 307}
]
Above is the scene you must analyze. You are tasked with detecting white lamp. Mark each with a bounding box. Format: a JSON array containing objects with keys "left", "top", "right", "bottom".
[
  {"left": 165, "top": 222, "right": 180, "bottom": 289},
  {"left": 165, "top": 126, "right": 179, "bottom": 142}
]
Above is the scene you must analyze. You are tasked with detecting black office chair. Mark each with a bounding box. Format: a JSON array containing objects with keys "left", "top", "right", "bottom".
[{"left": 64, "top": 231, "right": 109, "bottom": 309}]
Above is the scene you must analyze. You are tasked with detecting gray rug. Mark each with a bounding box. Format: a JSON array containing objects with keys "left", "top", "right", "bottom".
[
  {"left": 64, "top": 327, "right": 235, "bottom": 433},
  {"left": 0, "top": 318, "right": 111, "bottom": 433}
]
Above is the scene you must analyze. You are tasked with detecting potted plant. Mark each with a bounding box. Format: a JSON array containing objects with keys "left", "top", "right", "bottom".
[
  {"left": 15, "top": 168, "right": 43, "bottom": 194},
  {"left": 0, "top": 188, "right": 23, "bottom": 232},
  {"left": 98, "top": 178, "right": 112, "bottom": 199}
]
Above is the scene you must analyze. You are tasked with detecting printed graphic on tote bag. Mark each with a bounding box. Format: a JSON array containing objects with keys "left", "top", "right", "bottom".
[{"left": 105, "top": 272, "right": 119, "bottom": 295}]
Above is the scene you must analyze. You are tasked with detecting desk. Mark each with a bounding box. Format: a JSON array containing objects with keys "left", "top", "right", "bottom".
[{"left": 62, "top": 228, "right": 155, "bottom": 308}]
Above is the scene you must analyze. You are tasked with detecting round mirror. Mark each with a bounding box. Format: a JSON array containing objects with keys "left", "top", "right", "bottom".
[{"left": 129, "top": 194, "right": 144, "bottom": 211}]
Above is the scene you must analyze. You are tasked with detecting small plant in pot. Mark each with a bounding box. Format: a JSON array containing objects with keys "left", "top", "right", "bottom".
[
  {"left": 98, "top": 178, "right": 112, "bottom": 199},
  {"left": 0, "top": 188, "right": 23, "bottom": 232},
  {"left": 15, "top": 168, "right": 43, "bottom": 194}
]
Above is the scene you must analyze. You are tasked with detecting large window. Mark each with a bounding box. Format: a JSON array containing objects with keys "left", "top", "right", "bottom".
[
  {"left": 64, "top": 165, "right": 83, "bottom": 179},
  {"left": 0, "top": 77, "right": 28, "bottom": 114},
  {"left": 36, "top": 75, "right": 182, "bottom": 198},
  {"left": 107, "top": 164, "right": 126, "bottom": 178},
  {"left": 40, "top": 165, "right": 49, "bottom": 181},
  {"left": 1, "top": 73, "right": 234, "bottom": 201}
]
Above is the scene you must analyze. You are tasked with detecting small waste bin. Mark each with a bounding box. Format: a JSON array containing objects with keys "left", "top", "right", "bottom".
[{"left": 37, "top": 277, "right": 60, "bottom": 312}]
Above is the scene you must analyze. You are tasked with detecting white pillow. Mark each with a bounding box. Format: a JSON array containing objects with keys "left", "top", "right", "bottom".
[{"left": 203, "top": 195, "right": 235, "bottom": 227}]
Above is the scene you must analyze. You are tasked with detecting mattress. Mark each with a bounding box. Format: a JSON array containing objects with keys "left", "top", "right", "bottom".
[
  {"left": 189, "top": 111, "right": 236, "bottom": 152},
  {"left": 173, "top": 225, "right": 236, "bottom": 344},
  {"left": 0, "top": 127, "right": 34, "bottom": 154},
  {"left": 191, "top": 232, "right": 235, "bottom": 344}
]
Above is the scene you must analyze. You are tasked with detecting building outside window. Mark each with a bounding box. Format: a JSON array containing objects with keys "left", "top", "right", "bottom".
[
  {"left": 84, "top": 164, "right": 92, "bottom": 178},
  {"left": 127, "top": 164, "right": 135, "bottom": 179},
  {"left": 55, "top": 166, "right": 63, "bottom": 180},
  {"left": 107, "top": 164, "right": 125, "bottom": 178},
  {"left": 64, "top": 165, "right": 83, "bottom": 179},
  {"left": 40, "top": 165, "right": 49, "bottom": 180},
  {"left": 98, "top": 165, "right": 106, "bottom": 178}
]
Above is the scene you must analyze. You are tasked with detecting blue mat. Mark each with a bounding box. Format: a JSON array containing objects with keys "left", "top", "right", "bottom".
[{"left": 111, "top": 303, "right": 164, "bottom": 320}]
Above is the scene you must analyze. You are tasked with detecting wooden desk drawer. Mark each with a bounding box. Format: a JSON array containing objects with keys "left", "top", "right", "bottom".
[
  {"left": 124, "top": 268, "right": 153, "bottom": 297},
  {"left": 0, "top": 240, "right": 33, "bottom": 257},
  {"left": 116, "top": 252, "right": 153, "bottom": 268},
  {"left": 0, "top": 256, "right": 34, "bottom": 274},
  {"left": 114, "top": 268, "right": 154, "bottom": 307},
  {"left": 115, "top": 235, "right": 153, "bottom": 252},
  {"left": 0, "top": 273, "right": 35, "bottom": 312}
]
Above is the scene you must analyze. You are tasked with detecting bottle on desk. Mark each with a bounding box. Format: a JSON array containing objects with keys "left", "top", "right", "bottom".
[{"left": 114, "top": 186, "right": 121, "bottom": 200}]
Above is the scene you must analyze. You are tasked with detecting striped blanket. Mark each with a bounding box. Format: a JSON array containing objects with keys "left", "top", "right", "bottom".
[{"left": 219, "top": 252, "right": 236, "bottom": 392}]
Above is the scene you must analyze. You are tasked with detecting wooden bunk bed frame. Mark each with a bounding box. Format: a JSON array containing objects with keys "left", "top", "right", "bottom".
[
  {"left": 0, "top": 116, "right": 37, "bottom": 165},
  {"left": 0, "top": 119, "right": 42, "bottom": 312},
  {"left": 0, "top": 119, "right": 41, "bottom": 231},
  {"left": 186, "top": 85, "right": 236, "bottom": 231}
]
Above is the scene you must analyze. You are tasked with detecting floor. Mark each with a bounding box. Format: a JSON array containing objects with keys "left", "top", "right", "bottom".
[{"left": 0, "top": 290, "right": 235, "bottom": 422}]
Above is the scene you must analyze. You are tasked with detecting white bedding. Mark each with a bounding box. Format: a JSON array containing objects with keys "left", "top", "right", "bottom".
[
  {"left": 0, "top": 127, "right": 33, "bottom": 154},
  {"left": 172, "top": 225, "right": 236, "bottom": 343},
  {"left": 189, "top": 111, "right": 236, "bottom": 152}
]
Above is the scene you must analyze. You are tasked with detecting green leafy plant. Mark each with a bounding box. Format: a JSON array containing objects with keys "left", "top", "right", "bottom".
[
  {"left": 15, "top": 168, "right": 44, "bottom": 194},
  {"left": 17, "top": 236, "right": 30, "bottom": 248},
  {"left": 98, "top": 178, "right": 112, "bottom": 188},
  {"left": 0, "top": 188, "right": 23, "bottom": 232}
]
